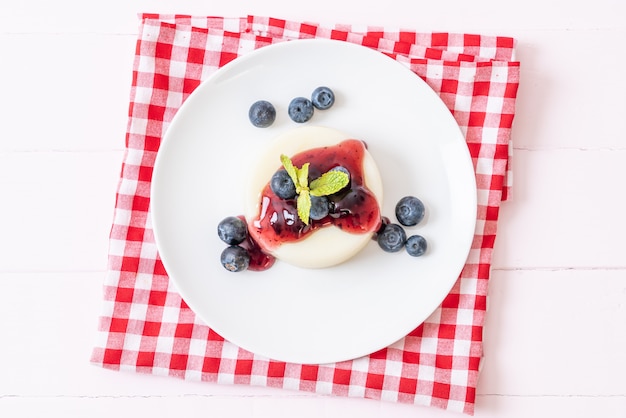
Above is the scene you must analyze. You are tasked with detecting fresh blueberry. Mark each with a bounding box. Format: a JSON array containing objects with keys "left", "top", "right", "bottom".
[
  {"left": 309, "top": 195, "right": 330, "bottom": 220},
  {"left": 395, "top": 196, "right": 425, "bottom": 226},
  {"left": 288, "top": 97, "right": 314, "bottom": 123},
  {"left": 248, "top": 100, "right": 276, "bottom": 128},
  {"left": 270, "top": 169, "right": 297, "bottom": 199},
  {"left": 217, "top": 216, "right": 248, "bottom": 245},
  {"left": 220, "top": 245, "right": 250, "bottom": 272},
  {"left": 377, "top": 223, "right": 407, "bottom": 253},
  {"left": 405, "top": 235, "right": 428, "bottom": 257},
  {"left": 311, "top": 86, "right": 335, "bottom": 110}
]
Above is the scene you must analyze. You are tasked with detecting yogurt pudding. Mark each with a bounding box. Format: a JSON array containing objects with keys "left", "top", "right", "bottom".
[{"left": 244, "top": 126, "right": 384, "bottom": 269}]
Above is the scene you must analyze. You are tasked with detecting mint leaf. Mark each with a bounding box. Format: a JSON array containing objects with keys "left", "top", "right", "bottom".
[
  {"left": 297, "top": 162, "right": 310, "bottom": 191},
  {"left": 310, "top": 170, "right": 349, "bottom": 196},
  {"left": 297, "top": 190, "right": 311, "bottom": 225}
]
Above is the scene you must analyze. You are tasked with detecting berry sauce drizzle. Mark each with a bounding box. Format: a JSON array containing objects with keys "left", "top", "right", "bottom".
[
  {"left": 249, "top": 139, "right": 381, "bottom": 253},
  {"left": 236, "top": 216, "right": 276, "bottom": 271}
]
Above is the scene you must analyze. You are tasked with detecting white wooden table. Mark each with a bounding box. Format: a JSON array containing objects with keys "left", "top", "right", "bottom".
[{"left": 1, "top": 1, "right": 624, "bottom": 417}]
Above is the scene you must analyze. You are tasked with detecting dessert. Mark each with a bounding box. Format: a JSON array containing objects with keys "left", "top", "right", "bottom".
[
  {"left": 219, "top": 87, "right": 429, "bottom": 273},
  {"left": 243, "top": 126, "right": 384, "bottom": 269}
]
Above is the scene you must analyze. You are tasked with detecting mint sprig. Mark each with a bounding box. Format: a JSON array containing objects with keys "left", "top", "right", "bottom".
[
  {"left": 310, "top": 171, "right": 349, "bottom": 196},
  {"left": 279, "top": 154, "right": 349, "bottom": 224}
]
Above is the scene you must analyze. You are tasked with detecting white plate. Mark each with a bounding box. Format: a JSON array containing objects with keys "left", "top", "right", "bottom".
[{"left": 151, "top": 39, "right": 476, "bottom": 364}]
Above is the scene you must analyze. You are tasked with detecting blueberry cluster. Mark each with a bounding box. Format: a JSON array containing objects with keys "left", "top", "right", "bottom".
[
  {"left": 270, "top": 164, "right": 350, "bottom": 222},
  {"left": 217, "top": 216, "right": 250, "bottom": 272},
  {"left": 376, "top": 196, "right": 428, "bottom": 257},
  {"left": 248, "top": 86, "right": 335, "bottom": 127}
]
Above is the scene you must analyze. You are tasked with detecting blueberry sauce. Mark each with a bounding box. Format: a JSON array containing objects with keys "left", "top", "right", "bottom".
[
  {"left": 250, "top": 139, "right": 382, "bottom": 252},
  {"left": 236, "top": 216, "right": 276, "bottom": 271}
]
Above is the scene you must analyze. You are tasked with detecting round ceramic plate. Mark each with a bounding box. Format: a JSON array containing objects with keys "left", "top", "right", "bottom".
[{"left": 151, "top": 39, "right": 476, "bottom": 364}]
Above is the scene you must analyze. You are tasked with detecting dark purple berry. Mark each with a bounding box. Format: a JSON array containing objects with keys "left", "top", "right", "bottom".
[
  {"left": 288, "top": 97, "right": 314, "bottom": 123},
  {"left": 217, "top": 216, "right": 248, "bottom": 245},
  {"left": 220, "top": 245, "right": 250, "bottom": 272},
  {"left": 311, "top": 86, "right": 335, "bottom": 110},
  {"left": 406, "top": 235, "right": 427, "bottom": 257},
  {"left": 249, "top": 100, "right": 276, "bottom": 128},
  {"left": 270, "top": 169, "right": 297, "bottom": 199},
  {"left": 309, "top": 195, "right": 330, "bottom": 220},
  {"left": 377, "top": 223, "right": 407, "bottom": 253},
  {"left": 395, "top": 196, "right": 425, "bottom": 226}
]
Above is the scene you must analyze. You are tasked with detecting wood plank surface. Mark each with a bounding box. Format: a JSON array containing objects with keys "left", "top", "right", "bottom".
[{"left": 1, "top": 1, "right": 624, "bottom": 417}]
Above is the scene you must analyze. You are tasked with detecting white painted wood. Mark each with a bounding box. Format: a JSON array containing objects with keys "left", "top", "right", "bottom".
[
  {"left": 0, "top": 34, "right": 134, "bottom": 152},
  {"left": 0, "top": 1, "right": 623, "bottom": 34},
  {"left": 492, "top": 148, "right": 626, "bottom": 269},
  {"left": 0, "top": 394, "right": 624, "bottom": 418},
  {"left": 0, "top": 152, "right": 123, "bottom": 272},
  {"left": 2, "top": 29, "right": 625, "bottom": 153},
  {"left": 510, "top": 28, "right": 626, "bottom": 150},
  {"left": 480, "top": 269, "right": 626, "bottom": 396},
  {"left": 1, "top": 1, "right": 624, "bottom": 417}
]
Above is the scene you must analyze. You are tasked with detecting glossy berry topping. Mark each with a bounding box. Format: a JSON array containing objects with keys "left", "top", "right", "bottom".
[{"left": 250, "top": 139, "right": 381, "bottom": 250}]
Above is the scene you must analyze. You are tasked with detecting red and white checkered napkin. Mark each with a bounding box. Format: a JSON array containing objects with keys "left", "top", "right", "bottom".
[{"left": 91, "top": 14, "right": 520, "bottom": 415}]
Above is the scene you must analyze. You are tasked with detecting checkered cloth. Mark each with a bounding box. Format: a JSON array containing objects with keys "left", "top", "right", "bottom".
[{"left": 91, "top": 14, "right": 520, "bottom": 415}]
